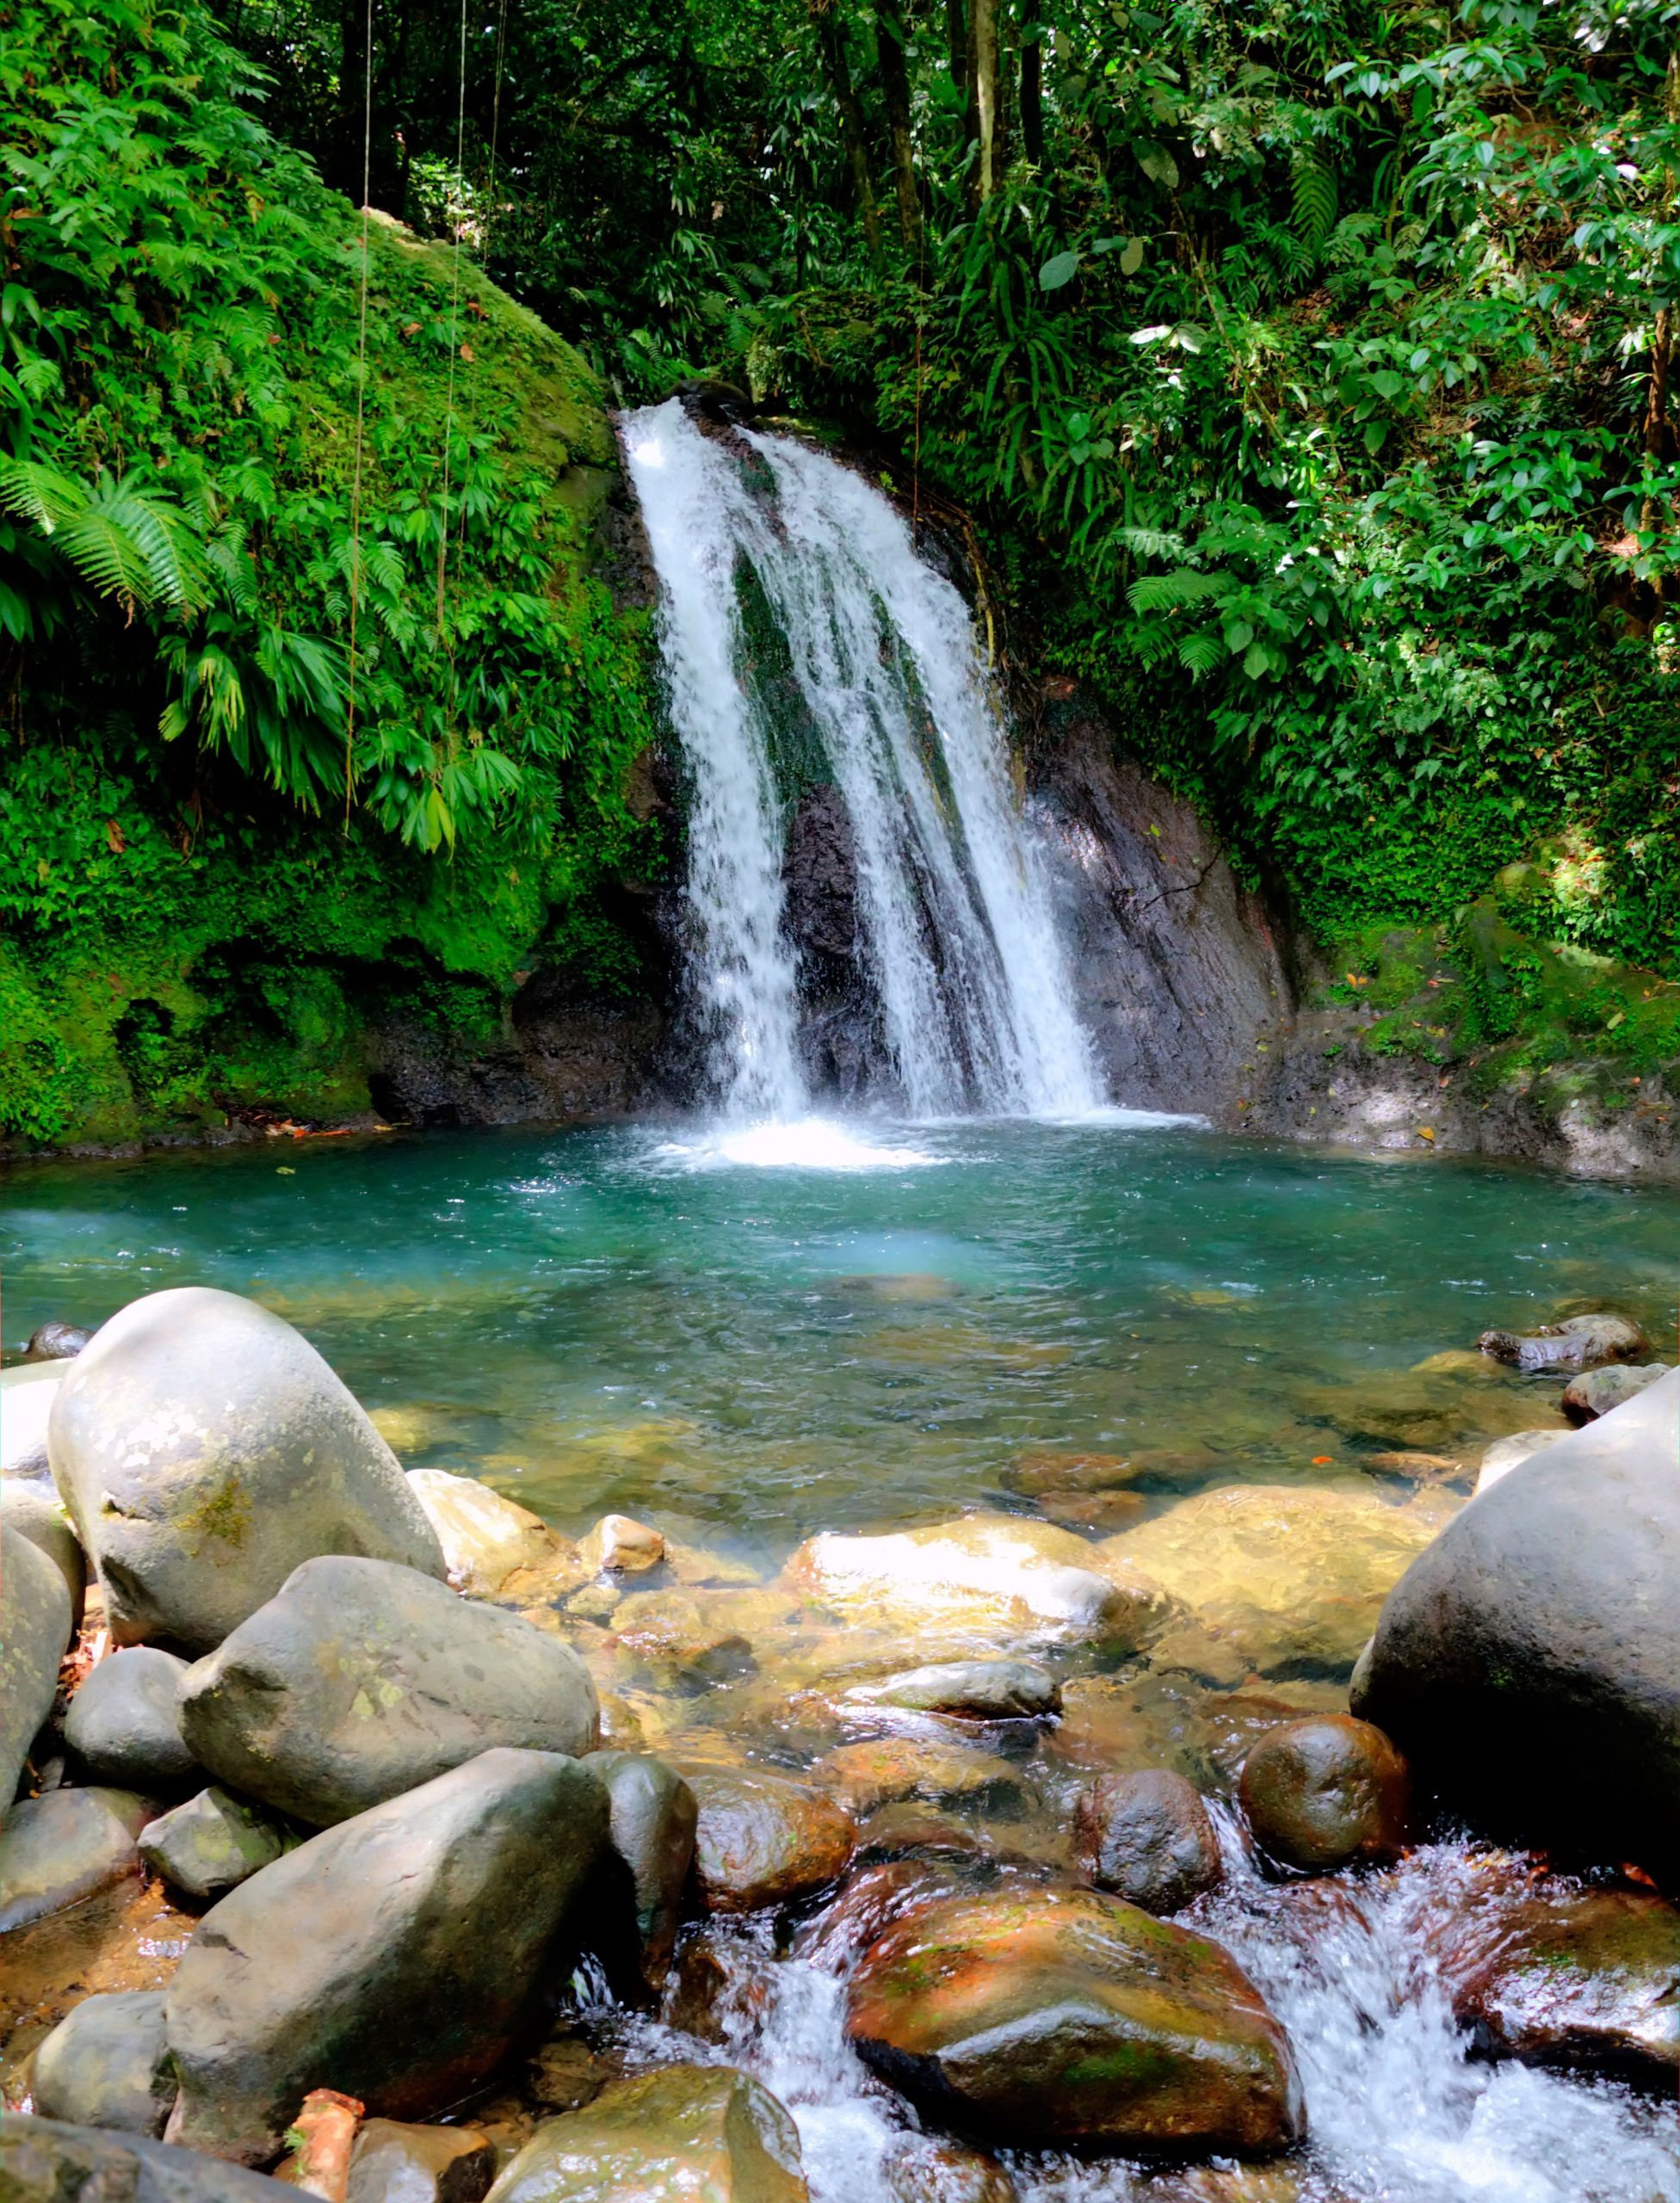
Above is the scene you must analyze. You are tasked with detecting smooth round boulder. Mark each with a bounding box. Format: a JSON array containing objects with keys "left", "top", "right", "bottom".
[
  {"left": 0, "top": 2116, "right": 295, "bottom": 2203},
  {"left": 139, "top": 1786, "right": 293, "bottom": 1900},
  {"left": 0, "top": 1786, "right": 154, "bottom": 1931},
  {"left": 1560, "top": 1363, "right": 1671, "bottom": 1425},
  {"left": 584, "top": 1750, "right": 697, "bottom": 1985},
  {"left": 178, "top": 1554, "right": 599, "bottom": 1825},
  {"left": 31, "top": 1990, "right": 175, "bottom": 2137},
  {"left": 348, "top": 2121, "right": 497, "bottom": 2203},
  {"left": 1357, "top": 1367, "right": 1680, "bottom": 1879},
  {"left": 48, "top": 1287, "right": 446, "bottom": 1652},
  {"left": 687, "top": 1768, "right": 855, "bottom": 1913},
  {"left": 65, "top": 1649, "right": 198, "bottom": 1791},
  {"left": 1238, "top": 1716, "right": 1411, "bottom": 1872},
  {"left": 25, "top": 1323, "right": 93, "bottom": 1362},
  {"left": 483, "top": 2065, "right": 807, "bottom": 2203},
  {"left": 1476, "top": 1312, "right": 1646, "bottom": 1372},
  {"left": 845, "top": 1883, "right": 1302, "bottom": 2154},
  {"left": 164, "top": 1748, "right": 609, "bottom": 2163},
  {"left": 850, "top": 1659, "right": 1060, "bottom": 1721},
  {"left": 1, "top": 1478, "right": 84, "bottom": 1619},
  {"left": 1, "top": 1522, "right": 74, "bottom": 1816},
  {"left": 1072, "top": 1768, "right": 1222, "bottom": 1913}
]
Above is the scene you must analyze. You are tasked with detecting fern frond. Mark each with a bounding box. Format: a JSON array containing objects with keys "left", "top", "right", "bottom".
[
  {"left": 1291, "top": 153, "right": 1338, "bottom": 253},
  {"left": 1127, "top": 570, "right": 1232, "bottom": 613},
  {"left": 1177, "top": 630, "right": 1224, "bottom": 676}
]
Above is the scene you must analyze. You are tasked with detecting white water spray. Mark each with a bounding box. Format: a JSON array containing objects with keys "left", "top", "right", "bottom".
[{"left": 621, "top": 397, "right": 1101, "bottom": 1123}]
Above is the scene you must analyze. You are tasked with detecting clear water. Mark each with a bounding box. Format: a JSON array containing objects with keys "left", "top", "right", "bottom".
[
  {"left": 621, "top": 399, "right": 1098, "bottom": 1119},
  {"left": 3, "top": 1118, "right": 1677, "bottom": 2201}
]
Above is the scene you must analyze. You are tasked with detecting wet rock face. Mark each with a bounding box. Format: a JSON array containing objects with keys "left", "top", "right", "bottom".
[
  {"left": 139, "top": 1787, "right": 293, "bottom": 1902},
  {"left": 178, "top": 1555, "right": 599, "bottom": 1826},
  {"left": 348, "top": 2120, "right": 497, "bottom": 2203},
  {"left": 164, "top": 1747, "right": 609, "bottom": 2163},
  {"left": 687, "top": 1768, "right": 855, "bottom": 1913},
  {"left": 65, "top": 1650, "right": 199, "bottom": 1793},
  {"left": 584, "top": 1749, "right": 698, "bottom": 1986},
  {"left": 881, "top": 2134, "right": 1018, "bottom": 2203},
  {"left": 0, "top": 1788, "right": 154, "bottom": 1933},
  {"left": 1072, "top": 1769, "right": 1222, "bottom": 1914},
  {"left": 845, "top": 1882, "right": 1303, "bottom": 2155},
  {"left": 1438, "top": 1881, "right": 1680, "bottom": 2086},
  {"left": 48, "top": 1287, "right": 446, "bottom": 1652},
  {"left": 1475, "top": 1312, "right": 1646, "bottom": 1373},
  {"left": 1358, "top": 1367, "right": 1680, "bottom": 1879},
  {"left": 485, "top": 2064, "right": 808, "bottom": 2203},
  {"left": 1238, "top": 1717, "right": 1412, "bottom": 1872},
  {"left": 0, "top": 1525, "right": 73, "bottom": 1820},
  {"left": 851, "top": 1659, "right": 1060, "bottom": 1722},
  {"left": 29, "top": 1990, "right": 176, "bottom": 2138},
  {"left": 0, "top": 2115, "right": 294, "bottom": 2203},
  {"left": 1026, "top": 701, "right": 1292, "bottom": 1116}
]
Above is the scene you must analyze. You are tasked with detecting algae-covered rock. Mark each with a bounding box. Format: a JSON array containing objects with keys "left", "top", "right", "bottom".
[
  {"left": 164, "top": 1748, "right": 608, "bottom": 2163},
  {"left": 49, "top": 1288, "right": 446, "bottom": 1651},
  {"left": 1, "top": 1476, "right": 84, "bottom": 1618},
  {"left": 30, "top": 1990, "right": 176, "bottom": 2136},
  {"left": 687, "top": 1768, "right": 855, "bottom": 1913},
  {"left": 139, "top": 1786, "right": 293, "bottom": 1900},
  {"left": 0, "top": 1787, "right": 154, "bottom": 1931},
  {"left": 484, "top": 2065, "right": 807, "bottom": 2203},
  {"left": 0, "top": 2115, "right": 293, "bottom": 2203},
  {"left": 807, "top": 1737, "right": 1028, "bottom": 1818},
  {"left": 0, "top": 1522, "right": 73, "bottom": 1818},
  {"left": 845, "top": 1883, "right": 1302, "bottom": 2154},
  {"left": 178, "top": 1555, "right": 598, "bottom": 1825}
]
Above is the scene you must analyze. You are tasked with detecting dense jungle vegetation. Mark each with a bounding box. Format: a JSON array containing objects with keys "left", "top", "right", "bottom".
[{"left": 2, "top": 0, "right": 1678, "bottom": 1140}]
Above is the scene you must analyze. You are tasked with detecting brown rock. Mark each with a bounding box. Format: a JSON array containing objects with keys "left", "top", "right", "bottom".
[
  {"left": 614, "top": 1592, "right": 757, "bottom": 1687},
  {"left": 579, "top": 1515, "right": 666, "bottom": 1575},
  {"left": 1238, "top": 1716, "right": 1411, "bottom": 1871},
  {"left": 687, "top": 1768, "right": 855, "bottom": 1913},
  {"left": 807, "top": 1738, "right": 1028, "bottom": 1817},
  {"left": 1072, "top": 1769, "right": 1221, "bottom": 1914}
]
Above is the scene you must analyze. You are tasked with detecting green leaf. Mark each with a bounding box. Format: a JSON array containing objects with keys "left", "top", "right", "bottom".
[
  {"left": 1120, "top": 237, "right": 1145, "bottom": 275},
  {"left": 1363, "top": 419, "right": 1389, "bottom": 455},
  {"left": 1369, "top": 370, "right": 1405, "bottom": 400},
  {"left": 1242, "top": 642, "right": 1269, "bottom": 679},
  {"left": 1039, "top": 251, "right": 1081, "bottom": 291}
]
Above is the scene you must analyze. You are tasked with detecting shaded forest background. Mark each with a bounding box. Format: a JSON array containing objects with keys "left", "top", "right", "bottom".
[{"left": 2, "top": 0, "right": 1678, "bottom": 1140}]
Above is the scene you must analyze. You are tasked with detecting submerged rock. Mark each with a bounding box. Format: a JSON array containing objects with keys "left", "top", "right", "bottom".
[
  {"left": 30, "top": 1989, "right": 176, "bottom": 2136},
  {"left": 1475, "top": 1312, "right": 1646, "bottom": 1372},
  {"left": 1474, "top": 1428, "right": 1567, "bottom": 1495},
  {"left": 1, "top": 1523, "right": 74, "bottom": 1819},
  {"left": 881, "top": 2135, "right": 1018, "bottom": 2203},
  {"left": 845, "top": 1882, "right": 1302, "bottom": 2154},
  {"left": 584, "top": 1749, "right": 697, "bottom": 1985},
  {"left": 48, "top": 1286, "right": 446, "bottom": 1652},
  {"left": 348, "top": 2120, "right": 497, "bottom": 2203},
  {"left": 406, "top": 1471, "right": 558, "bottom": 1596},
  {"left": 613, "top": 1589, "right": 757, "bottom": 1686},
  {"left": 578, "top": 1514, "right": 666, "bottom": 1574},
  {"left": 687, "top": 1768, "right": 855, "bottom": 1913},
  {"left": 809, "top": 1737, "right": 1028, "bottom": 1818},
  {"left": 787, "top": 1515, "right": 1164, "bottom": 1651},
  {"left": 1108, "top": 1483, "right": 1442, "bottom": 1677},
  {"left": 849, "top": 1659, "right": 1059, "bottom": 1721},
  {"left": 1443, "top": 1882, "right": 1680, "bottom": 2084},
  {"left": 1238, "top": 1716, "right": 1411, "bottom": 1872},
  {"left": 164, "top": 1747, "right": 608, "bottom": 2163},
  {"left": 485, "top": 2064, "right": 807, "bottom": 2202},
  {"left": 65, "top": 1648, "right": 199, "bottom": 1792},
  {"left": 1356, "top": 1367, "right": 1680, "bottom": 1878},
  {"left": 1560, "top": 1363, "right": 1671, "bottom": 1424},
  {"left": 0, "top": 1787, "right": 154, "bottom": 1931},
  {"left": 178, "top": 1555, "right": 598, "bottom": 1824},
  {"left": 139, "top": 1786, "right": 293, "bottom": 1901},
  {"left": 1072, "top": 1768, "right": 1221, "bottom": 1914},
  {"left": 0, "top": 2115, "right": 292, "bottom": 2203}
]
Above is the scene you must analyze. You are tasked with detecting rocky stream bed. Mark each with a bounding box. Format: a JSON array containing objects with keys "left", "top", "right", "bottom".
[{"left": 0, "top": 1273, "right": 1677, "bottom": 2203}]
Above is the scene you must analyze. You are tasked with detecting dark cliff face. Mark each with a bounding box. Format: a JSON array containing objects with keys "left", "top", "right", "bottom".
[{"left": 1025, "top": 704, "right": 1294, "bottom": 1117}]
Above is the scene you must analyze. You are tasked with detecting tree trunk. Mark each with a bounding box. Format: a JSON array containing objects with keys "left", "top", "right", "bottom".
[
  {"left": 1021, "top": 33, "right": 1043, "bottom": 170},
  {"left": 973, "top": 0, "right": 999, "bottom": 197},
  {"left": 811, "top": 0, "right": 881, "bottom": 256},
  {"left": 947, "top": 0, "right": 967, "bottom": 91},
  {"left": 878, "top": 0, "right": 921, "bottom": 248}
]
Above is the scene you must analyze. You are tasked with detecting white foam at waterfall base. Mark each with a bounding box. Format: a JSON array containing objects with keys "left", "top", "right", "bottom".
[
  {"left": 646, "top": 1115, "right": 946, "bottom": 1172},
  {"left": 620, "top": 396, "right": 1103, "bottom": 1124},
  {"left": 600, "top": 1846, "right": 1673, "bottom": 2203}
]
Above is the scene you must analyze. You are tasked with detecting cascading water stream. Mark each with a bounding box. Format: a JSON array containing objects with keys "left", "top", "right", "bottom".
[{"left": 620, "top": 396, "right": 1101, "bottom": 1124}]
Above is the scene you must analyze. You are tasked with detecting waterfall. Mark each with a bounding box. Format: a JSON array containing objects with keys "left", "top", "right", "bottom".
[{"left": 620, "top": 396, "right": 1101, "bottom": 1122}]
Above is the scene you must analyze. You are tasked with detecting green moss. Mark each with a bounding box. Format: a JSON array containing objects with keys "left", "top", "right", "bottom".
[{"left": 177, "top": 1472, "right": 255, "bottom": 1554}]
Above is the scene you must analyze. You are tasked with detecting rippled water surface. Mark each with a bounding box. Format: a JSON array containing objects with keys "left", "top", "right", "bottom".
[{"left": 4, "top": 1116, "right": 1677, "bottom": 1549}]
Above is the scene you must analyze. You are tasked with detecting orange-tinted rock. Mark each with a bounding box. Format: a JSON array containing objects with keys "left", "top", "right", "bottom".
[
  {"left": 1072, "top": 1769, "right": 1221, "bottom": 1914},
  {"left": 881, "top": 2133, "right": 1017, "bottom": 2202},
  {"left": 808, "top": 1739, "right": 1028, "bottom": 1818},
  {"left": 687, "top": 1769, "right": 855, "bottom": 1913},
  {"left": 845, "top": 1883, "right": 1302, "bottom": 2154},
  {"left": 1238, "top": 1716, "right": 1411, "bottom": 1871}
]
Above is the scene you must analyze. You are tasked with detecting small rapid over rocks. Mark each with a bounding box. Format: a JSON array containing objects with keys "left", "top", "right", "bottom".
[{"left": 621, "top": 395, "right": 1101, "bottom": 1123}]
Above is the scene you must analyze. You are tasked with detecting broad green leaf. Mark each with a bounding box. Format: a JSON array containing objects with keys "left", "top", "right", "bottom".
[{"left": 1039, "top": 251, "right": 1081, "bottom": 291}]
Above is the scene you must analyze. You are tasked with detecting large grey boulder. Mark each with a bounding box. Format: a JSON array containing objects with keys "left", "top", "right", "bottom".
[
  {"left": 164, "top": 1747, "right": 608, "bottom": 2163},
  {"left": 30, "top": 1990, "right": 176, "bottom": 2136},
  {"left": 65, "top": 1648, "right": 199, "bottom": 1791},
  {"left": 0, "top": 1523, "right": 72, "bottom": 1818},
  {"left": 0, "top": 2117, "right": 293, "bottom": 2203},
  {"left": 178, "top": 1557, "right": 599, "bottom": 1826},
  {"left": 1356, "top": 1367, "right": 1680, "bottom": 1878},
  {"left": 1, "top": 1477, "right": 83, "bottom": 1619},
  {"left": 0, "top": 1787, "right": 155, "bottom": 1931},
  {"left": 48, "top": 1287, "right": 445, "bottom": 1652},
  {"left": 584, "top": 1749, "right": 696, "bottom": 1988},
  {"left": 139, "top": 1786, "right": 293, "bottom": 1901}
]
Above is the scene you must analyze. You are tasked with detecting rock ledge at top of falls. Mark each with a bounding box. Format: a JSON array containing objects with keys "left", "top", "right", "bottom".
[
  {"left": 1356, "top": 1365, "right": 1680, "bottom": 1880},
  {"left": 783, "top": 1515, "right": 1170, "bottom": 1653},
  {"left": 48, "top": 1287, "right": 446, "bottom": 1651}
]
